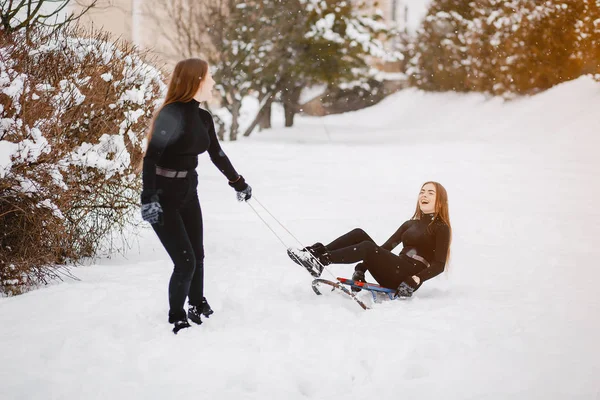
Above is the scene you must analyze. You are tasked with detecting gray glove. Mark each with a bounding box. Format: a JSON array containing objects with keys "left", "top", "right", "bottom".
[
  {"left": 141, "top": 195, "right": 163, "bottom": 225},
  {"left": 395, "top": 277, "right": 421, "bottom": 298},
  {"left": 236, "top": 185, "right": 252, "bottom": 202},
  {"left": 229, "top": 175, "right": 252, "bottom": 202}
]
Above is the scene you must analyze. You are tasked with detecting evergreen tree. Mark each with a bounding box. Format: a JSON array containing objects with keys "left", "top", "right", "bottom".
[
  {"left": 408, "top": 0, "right": 477, "bottom": 91},
  {"left": 497, "top": 0, "right": 583, "bottom": 93},
  {"left": 243, "top": 0, "right": 398, "bottom": 133},
  {"left": 152, "top": 0, "right": 396, "bottom": 137},
  {"left": 574, "top": 0, "right": 600, "bottom": 75},
  {"left": 408, "top": 0, "right": 600, "bottom": 94}
]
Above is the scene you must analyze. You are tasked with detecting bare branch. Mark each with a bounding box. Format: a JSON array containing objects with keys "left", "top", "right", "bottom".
[{"left": 1, "top": 0, "right": 98, "bottom": 32}]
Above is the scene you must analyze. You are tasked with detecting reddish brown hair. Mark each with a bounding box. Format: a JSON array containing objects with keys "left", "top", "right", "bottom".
[
  {"left": 144, "top": 58, "right": 209, "bottom": 144},
  {"left": 162, "top": 58, "right": 209, "bottom": 106}
]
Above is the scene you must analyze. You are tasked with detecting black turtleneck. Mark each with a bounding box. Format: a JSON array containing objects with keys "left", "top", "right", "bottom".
[
  {"left": 381, "top": 214, "right": 451, "bottom": 282},
  {"left": 142, "top": 100, "right": 239, "bottom": 200}
]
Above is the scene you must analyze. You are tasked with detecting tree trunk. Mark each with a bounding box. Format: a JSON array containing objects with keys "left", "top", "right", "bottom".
[
  {"left": 229, "top": 100, "right": 241, "bottom": 141},
  {"left": 281, "top": 85, "right": 303, "bottom": 128},
  {"left": 283, "top": 103, "right": 295, "bottom": 127},
  {"left": 243, "top": 96, "right": 275, "bottom": 137},
  {"left": 216, "top": 123, "right": 225, "bottom": 141},
  {"left": 258, "top": 100, "right": 272, "bottom": 131}
]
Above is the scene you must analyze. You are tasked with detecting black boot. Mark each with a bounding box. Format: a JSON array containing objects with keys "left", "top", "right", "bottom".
[
  {"left": 187, "top": 306, "right": 203, "bottom": 325},
  {"left": 188, "top": 297, "right": 213, "bottom": 324},
  {"left": 287, "top": 245, "right": 331, "bottom": 277},
  {"left": 172, "top": 319, "right": 191, "bottom": 334},
  {"left": 351, "top": 268, "right": 366, "bottom": 292},
  {"left": 288, "top": 243, "right": 324, "bottom": 264},
  {"left": 200, "top": 297, "right": 213, "bottom": 318},
  {"left": 306, "top": 242, "right": 327, "bottom": 257},
  {"left": 317, "top": 251, "right": 332, "bottom": 269}
]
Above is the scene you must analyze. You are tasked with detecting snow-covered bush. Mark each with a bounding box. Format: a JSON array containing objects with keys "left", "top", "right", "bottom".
[
  {"left": 0, "top": 27, "right": 166, "bottom": 295},
  {"left": 408, "top": 0, "right": 600, "bottom": 95}
]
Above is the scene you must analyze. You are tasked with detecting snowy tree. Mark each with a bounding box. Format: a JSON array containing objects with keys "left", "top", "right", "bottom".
[
  {"left": 573, "top": 0, "right": 600, "bottom": 76},
  {"left": 491, "top": 0, "right": 584, "bottom": 94},
  {"left": 408, "top": 0, "right": 600, "bottom": 95},
  {"left": 147, "top": 0, "right": 398, "bottom": 137},
  {"left": 407, "top": 0, "right": 475, "bottom": 91},
  {"left": 146, "top": 0, "right": 271, "bottom": 140},
  {"left": 243, "top": 0, "right": 399, "bottom": 133}
]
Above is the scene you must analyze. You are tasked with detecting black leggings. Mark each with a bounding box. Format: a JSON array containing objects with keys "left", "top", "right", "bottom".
[
  {"left": 325, "top": 228, "right": 424, "bottom": 289},
  {"left": 152, "top": 173, "right": 204, "bottom": 323}
]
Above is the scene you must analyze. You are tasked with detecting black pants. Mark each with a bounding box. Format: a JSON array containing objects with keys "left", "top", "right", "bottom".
[
  {"left": 325, "top": 228, "right": 424, "bottom": 289},
  {"left": 152, "top": 173, "right": 204, "bottom": 323}
]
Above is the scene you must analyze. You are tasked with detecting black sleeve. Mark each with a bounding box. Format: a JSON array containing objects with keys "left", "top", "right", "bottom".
[
  {"left": 416, "top": 223, "right": 450, "bottom": 282},
  {"left": 141, "top": 106, "right": 182, "bottom": 203},
  {"left": 203, "top": 110, "right": 240, "bottom": 182},
  {"left": 381, "top": 221, "right": 410, "bottom": 251}
]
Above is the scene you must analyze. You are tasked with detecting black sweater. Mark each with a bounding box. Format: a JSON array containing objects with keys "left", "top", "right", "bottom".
[
  {"left": 142, "top": 100, "right": 239, "bottom": 201},
  {"left": 381, "top": 214, "right": 451, "bottom": 282}
]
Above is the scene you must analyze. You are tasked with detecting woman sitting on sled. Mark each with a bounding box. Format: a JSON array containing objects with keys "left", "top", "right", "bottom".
[{"left": 288, "top": 181, "right": 452, "bottom": 298}]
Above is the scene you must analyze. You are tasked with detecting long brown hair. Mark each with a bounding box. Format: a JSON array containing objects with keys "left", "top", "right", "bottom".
[
  {"left": 411, "top": 181, "right": 452, "bottom": 264},
  {"left": 144, "top": 58, "right": 209, "bottom": 145}
]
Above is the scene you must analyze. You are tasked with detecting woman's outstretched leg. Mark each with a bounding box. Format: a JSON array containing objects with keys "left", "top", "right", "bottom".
[
  {"left": 293, "top": 228, "right": 376, "bottom": 264},
  {"left": 324, "top": 228, "right": 376, "bottom": 252},
  {"left": 288, "top": 228, "right": 377, "bottom": 277},
  {"left": 327, "top": 240, "right": 379, "bottom": 264}
]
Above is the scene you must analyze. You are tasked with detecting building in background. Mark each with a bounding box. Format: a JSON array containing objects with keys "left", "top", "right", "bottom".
[
  {"left": 362, "top": 0, "right": 410, "bottom": 31},
  {"left": 69, "top": 0, "right": 174, "bottom": 67},
  {"left": 70, "top": 0, "right": 133, "bottom": 41},
  {"left": 69, "top": 0, "right": 422, "bottom": 64}
]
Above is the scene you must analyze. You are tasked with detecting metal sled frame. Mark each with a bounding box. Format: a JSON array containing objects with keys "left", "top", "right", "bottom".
[
  {"left": 310, "top": 278, "right": 369, "bottom": 310},
  {"left": 335, "top": 277, "right": 400, "bottom": 301}
]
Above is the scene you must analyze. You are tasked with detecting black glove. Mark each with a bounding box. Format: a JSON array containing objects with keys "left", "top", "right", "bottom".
[
  {"left": 141, "top": 194, "right": 163, "bottom": 225},
  {"left": 228, "top": 175, "right": 252, "bottom": 202},
  {"left": 395, "top": 276, "right": 422, "bottom": 298}
]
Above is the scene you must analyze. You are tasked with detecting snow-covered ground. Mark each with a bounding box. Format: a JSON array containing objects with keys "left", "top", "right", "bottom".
[{"left": 1, "top": 76, "right": 599, "bottom": 399}]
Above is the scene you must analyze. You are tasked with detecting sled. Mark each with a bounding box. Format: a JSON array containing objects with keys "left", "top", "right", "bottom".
[
  {"left": 335, "top": 277, "right": 403, "bottom": 301},
  {"left": 311, "top": 276, "right": 408, "bottom": 309},
  {"left": 310, "top": 278, "right": 369, "bottom": 310}
]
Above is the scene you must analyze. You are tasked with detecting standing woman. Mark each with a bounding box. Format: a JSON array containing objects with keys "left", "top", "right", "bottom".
[
  {"left": 288, "top": 182, "right": 451, "bottom": 297},
  {"left": 141, "top": 58, "right": 252, "bottom": 334}
]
